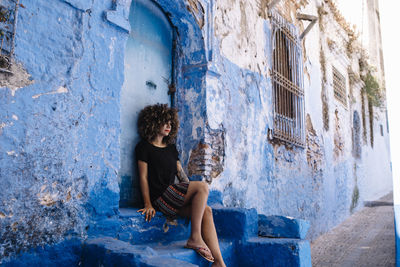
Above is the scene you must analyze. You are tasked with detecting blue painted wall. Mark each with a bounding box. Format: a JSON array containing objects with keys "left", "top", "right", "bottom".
[
  {"left": 202, "top": 0, "right": 392, "bottom": 241},
  {"left": 0, "top": 0, "right": 126, "bottom": 260},
  {"left": 0, "top": 0, "right": 209, "bottom": 261}
]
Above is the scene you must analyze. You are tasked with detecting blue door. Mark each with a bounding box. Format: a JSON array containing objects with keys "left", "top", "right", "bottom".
[{"left": 119, "top": 0, "right": 173, "bottom": 207}]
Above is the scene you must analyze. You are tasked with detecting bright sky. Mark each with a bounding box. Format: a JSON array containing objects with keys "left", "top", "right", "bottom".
[
  {"left": 380, "top": 0, "right": 400, "bottom": 204},
  {"left": 337, "top": 0, "right": 399, "bottom": 203}
]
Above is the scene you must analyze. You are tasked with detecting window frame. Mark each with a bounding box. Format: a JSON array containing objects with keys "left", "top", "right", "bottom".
[
  {"left": 332, "top": 66, "right": 347, "bottom": 107},
  {"left": 269, "top": 11, "right": 305, "bottom": 147}
]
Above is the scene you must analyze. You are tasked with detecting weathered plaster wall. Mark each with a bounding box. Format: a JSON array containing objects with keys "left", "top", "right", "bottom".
[
  {"left": 0, "top": 0, "right": 212, "bottom": 261},
  {"left": 0, "top": 0, "right": 125, "bottom": 260},
  {"left": 202, "top": 0, "right": 330, "bottom": 239},
  {"left": 203, "top": 0, "right": 392, "bottom": 240}
]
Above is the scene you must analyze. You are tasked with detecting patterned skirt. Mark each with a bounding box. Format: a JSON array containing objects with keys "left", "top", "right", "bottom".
[{"left": 153, "top": 182, "right": 189, "bottom": 219}]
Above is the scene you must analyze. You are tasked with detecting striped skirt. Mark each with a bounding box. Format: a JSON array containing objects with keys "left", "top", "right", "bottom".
[{"left": 153, "top": 182, "right": 189, "bottom": 219}]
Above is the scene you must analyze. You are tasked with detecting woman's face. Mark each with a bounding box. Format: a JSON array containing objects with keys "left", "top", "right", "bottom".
[{"left": 159, "top": 121, "right": 172, "bottom": 137}]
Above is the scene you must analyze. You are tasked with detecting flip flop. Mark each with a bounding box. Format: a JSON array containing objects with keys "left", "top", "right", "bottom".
[{"left": 184, "top": 244, "right": 215, "bottom": 262}]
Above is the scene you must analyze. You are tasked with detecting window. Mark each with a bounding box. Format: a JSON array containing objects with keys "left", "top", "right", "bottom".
[
  {"left": 270, "top": 11, "right": 305, "bottom": 147},
  {"left": 332, "top": 66, "right": 347, "bottom": 106}
]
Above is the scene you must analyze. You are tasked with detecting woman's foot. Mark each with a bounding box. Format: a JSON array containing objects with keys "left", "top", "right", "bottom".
[
  {"left": 185, "top": 237, "right": 209, "bottom": 252},
  {"left": 211, "top": 259, "right": 226, "bottom": 267},
  {"left": 185, "top": 237, "right": 214, "bottom": 262}
]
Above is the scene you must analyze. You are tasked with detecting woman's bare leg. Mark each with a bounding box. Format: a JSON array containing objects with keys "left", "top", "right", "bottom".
[
  {"left": 180, "top": 182, "right": 210, "bottom": 250},
  {"left": 201, "top": 206, "right": 226, "bottom": 267},
  {"left": 179, "top": 183, "right": 226, "bottom": 267},
  {"left": 179, "top": 205, "right": 225, "bottom": 266}
]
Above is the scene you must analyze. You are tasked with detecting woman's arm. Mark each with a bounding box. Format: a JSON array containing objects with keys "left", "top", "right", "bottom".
[
  {"left": 137, "top": 160, "right": 156, "bottom": 222},
  {"left": 176, "top": 161, "right": 190, "bottom": 182}
]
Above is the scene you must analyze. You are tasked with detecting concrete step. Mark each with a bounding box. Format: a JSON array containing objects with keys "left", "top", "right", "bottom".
[
  {"left": 151, "top": 240, "right": 236, "bottom": 267},
  {"left": 117, "top": 208, "right": 191, "bottom": 244},
  {"left": 93, "top": 206, "right": 259, "bottom": 245},
  {"left": 82, "top": 236, "right": 310, "bottom": 267},
  {"left": 84, "top": 207, "right": 312, "bottom": 267},
  {"left": 236, "top": 237, "right": 311, "bottom": 267},
  {"left": 212, "top": 207, "right": 258, "bottom": 241},
  {"left": 82, "top": 237, "right": 198, "bottom": 267},
  {"left": 3, "top": 197, "right": 312, "bottom": 267},
  {"left": 140, "top": 257, "right": 199, "bottom": 267},
  {"left": 87, "top": 208, "right": 192, "bottom": 244},
  {"left": 82, "top": 237, "right": 235, "bottom": 267}
]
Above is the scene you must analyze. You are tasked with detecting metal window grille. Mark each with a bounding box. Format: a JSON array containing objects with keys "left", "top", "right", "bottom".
[
  {"left": 0, "top": 0, "right": 19, "bottom": 74},
  {"left": 332, "top": 66, "right": 347, "bottom": 106},
  {"left": 270, "top": 11, "right": 305, "bottom": 147}
]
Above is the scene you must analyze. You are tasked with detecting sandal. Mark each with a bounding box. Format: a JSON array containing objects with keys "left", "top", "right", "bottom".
[{"left": 184, "top": 244, "right": 215, "bottom": 262}]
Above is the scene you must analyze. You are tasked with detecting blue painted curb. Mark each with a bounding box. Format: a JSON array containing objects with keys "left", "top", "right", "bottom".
[{"left": 394, "top": 204, "right": 400, "bottom": 266}]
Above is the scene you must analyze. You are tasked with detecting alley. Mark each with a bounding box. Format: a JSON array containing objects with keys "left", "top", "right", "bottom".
[{"left": 311, "top": 193, "right": 395, "bottom": 267}]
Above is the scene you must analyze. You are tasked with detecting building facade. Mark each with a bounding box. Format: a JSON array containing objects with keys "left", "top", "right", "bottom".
[{"left": 0, "top": 0, "right": 392, "bottom": 262}]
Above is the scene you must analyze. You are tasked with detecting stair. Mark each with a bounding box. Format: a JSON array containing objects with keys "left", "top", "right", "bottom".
[
  {"left": 117, "top": 208, "right": 191, "bottom": 244},
  {"left": 237, "top": 237, "right": 311, "bottom": 267},
  {"left": 82, "top": 206, "right": 311, "bottom": 266}
]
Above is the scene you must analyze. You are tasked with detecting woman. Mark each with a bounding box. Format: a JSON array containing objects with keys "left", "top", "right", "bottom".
[{"left": 135, "top": 104, "right": 226, "bottom": 267}]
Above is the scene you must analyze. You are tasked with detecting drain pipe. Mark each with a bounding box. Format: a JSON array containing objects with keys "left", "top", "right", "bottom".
[
  {"left": 266, "top": 0, "right": 318, "bottom": 40},
  {"left": 297, "top": 13, "right": 318, "bottom": 40}
]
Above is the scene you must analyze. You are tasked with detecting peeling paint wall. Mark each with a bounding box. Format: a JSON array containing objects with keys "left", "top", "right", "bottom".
[
  {"left": 204, "top": 0, "right": 392, "bottom": 240},
  {"left": 0, "top": 0, "right": 393, "bottom": 261},
  {"left": 0, "top": 0, "right": 210, "bottom": 261}
]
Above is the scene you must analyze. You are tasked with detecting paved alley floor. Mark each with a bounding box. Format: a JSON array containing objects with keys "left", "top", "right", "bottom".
[{"left": 311, "top": 193, "right": 395, "bottom": 267}]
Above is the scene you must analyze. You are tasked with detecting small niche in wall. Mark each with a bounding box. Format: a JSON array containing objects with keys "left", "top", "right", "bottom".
[
  {"left": 352, "top": 111, "right": 361, "bottom": 159},
  {"left": 0, "top": 0, "right": 19, "bottom": 74}
]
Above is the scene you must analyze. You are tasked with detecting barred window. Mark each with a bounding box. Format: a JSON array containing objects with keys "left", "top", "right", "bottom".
[
  {"left": 270, "top": 11, "right": 305, "bottom": 147},
  {"left": 332, "top": 66, "right": 347, "bottom": 106}
]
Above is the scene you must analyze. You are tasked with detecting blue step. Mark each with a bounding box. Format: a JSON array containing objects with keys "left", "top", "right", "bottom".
[
  {"left": 90, "top": 206, "right": 259, "bottom": 245},
  {"left": 87, "top": 208, "right": 192, "bottom": 244},
  {"left": 83, "top": 207, "right": 312, "bottom": 267},
  {"left": 82, "top": 237, "right": 235, "bottom": 267},
  {"left": 236, "top": 237, "right": 311, "bottom": 267},
  {"left": 3, "top": 207, "right": 311, "bottom": 266},
  {"left": 212, "top": 207, "right": 258, "bottom": 240},
  {"left": 82, "top": 237, "right": 197, "bottom": 267},
  {"left": 82, "top": 236, "right": 310, "bottom": 267},
  {"left": 151, "top": 240, "right": 236, "bottom": 267},
  {"left": 117, "top": 208, "right": 191, "bottom": 244},
  {"left": 140, "top": 257, "right": 199, "bottom": 267}
]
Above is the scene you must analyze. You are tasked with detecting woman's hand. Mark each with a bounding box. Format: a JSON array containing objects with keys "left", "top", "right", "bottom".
[
  {"left": 138, "top": 204, "right": 156, "bottom": 222},
  {"left": 137, "top": 160, "right": 155, "bottom": 222}
]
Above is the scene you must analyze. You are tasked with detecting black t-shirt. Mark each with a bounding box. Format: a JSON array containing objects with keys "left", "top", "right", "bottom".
[{"left": 135, "top": 140, "right": 179, "bottom": 202}]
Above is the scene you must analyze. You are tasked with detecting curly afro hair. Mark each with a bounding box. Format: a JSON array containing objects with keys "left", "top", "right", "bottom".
[{"left": 137, "top": 103, "right": 179, "bottom": 144}]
